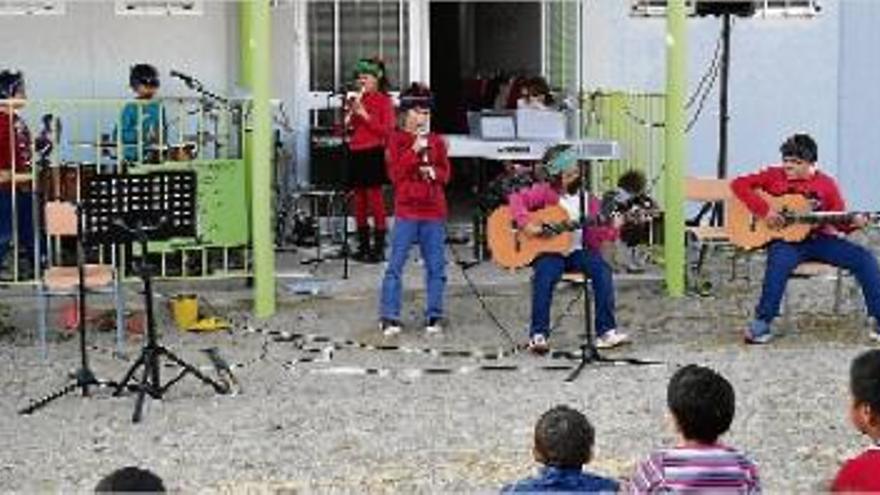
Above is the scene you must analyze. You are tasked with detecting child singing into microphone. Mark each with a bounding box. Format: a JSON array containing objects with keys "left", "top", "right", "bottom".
[
  {"left": 347, "top": 57, "right": 394, "bottom": 263},
  {"left": 378, "top": 83, "right": 452, "bottom": 336}
]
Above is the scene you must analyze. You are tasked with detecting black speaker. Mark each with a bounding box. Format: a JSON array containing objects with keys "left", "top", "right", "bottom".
[{"left": 696, "top": 1, "right": 756, "bottom": 17}]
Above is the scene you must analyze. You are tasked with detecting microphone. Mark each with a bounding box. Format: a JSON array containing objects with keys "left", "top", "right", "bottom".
[
  {"left": 170, "top": 70, "right": 196, "bottom": 88},
  {"left": 416, "top": 124, "right": 435, "bottom": 181}
]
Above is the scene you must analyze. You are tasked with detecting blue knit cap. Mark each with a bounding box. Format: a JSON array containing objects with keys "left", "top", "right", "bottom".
[{"left": 545, "top": 146, "right": 578, "bottom": 175}]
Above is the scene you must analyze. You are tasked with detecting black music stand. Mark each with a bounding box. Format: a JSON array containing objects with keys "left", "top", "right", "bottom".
[{"left": 84, "top": 171, "right": 228, "bottom": 423}]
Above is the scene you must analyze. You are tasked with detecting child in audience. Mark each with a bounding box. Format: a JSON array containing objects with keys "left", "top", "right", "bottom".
[
  {"left": 502, "top": 404, "right": 619, "bottom": 493},
  {"left": 95, "top": 466, "right": 165, "bottom": 492},
  {"left": 626, "top": 364, "right": 760, "bottom": 493},
  {"left": 831, "top": 349, "right": 880, "bottom": 492}
]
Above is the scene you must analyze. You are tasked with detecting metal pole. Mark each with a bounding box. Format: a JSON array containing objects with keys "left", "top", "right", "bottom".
[
  {"left": 242, "top": 0, "right": 276, "bottom": 317},
  {"left": 664, "top": 0, "right": 687, "bottom": 297},
  {"left": 717, "top": 13, "right": 731, "bottom": 180}
]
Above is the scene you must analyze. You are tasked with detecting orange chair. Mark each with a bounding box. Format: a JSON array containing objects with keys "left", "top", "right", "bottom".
[
  {"left": 36, "top": 200, "right": 125, "bottom": 357},
  {"left": 684, "top": 177, "right": 742, "bottom": 291}
]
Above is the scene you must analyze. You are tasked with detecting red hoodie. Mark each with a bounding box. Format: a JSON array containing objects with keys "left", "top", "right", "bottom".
[
  {"left": 386, "top": 129, "right": 451, "bottom": 220},
  {"left": 730, "top": 164, "right": 855, "bottom": 234},
  {"left": 348, "top": 91, "right": 394, "bottom": 151}
]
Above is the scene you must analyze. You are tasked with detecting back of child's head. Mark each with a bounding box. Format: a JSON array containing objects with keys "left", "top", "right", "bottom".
[
  {"left": 129, "top": 63, "right": 160, "bottom": 90},
  {"left": 95, "top": 466, "right": 165, "bottom": 493},
  {"left": 668, "top": 364, "right": 736, "bottom": 444},
  {"left": 850, "top": 349, "right": 880, "bottom": 416},
  {"left": 0, "top": 69, "right": 24, "bottom": 99},
  {"left": 534, "top": 405, "right": 594, "bottom": 468},
  {"left": 617, "top": 170, "right": 647, "bottom": 195}
]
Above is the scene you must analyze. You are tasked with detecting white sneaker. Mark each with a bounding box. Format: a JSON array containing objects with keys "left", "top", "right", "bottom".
[
  {"left": 869, "top": 331, "right": 880, "bottom": 344},
  {"left": 596, "top": 329, "right": 631, "bottom": 349},
  {"left": 425, "top": 317, "right": 444, "bottom": 334},
  {"left": 528, "top": 334, "right": 549, "bottom": 354},
  {"left": 380, "top": 319, "right": 402, "bottom": 337}
]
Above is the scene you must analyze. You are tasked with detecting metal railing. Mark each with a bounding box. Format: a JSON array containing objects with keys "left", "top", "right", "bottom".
[
  {"left": 0, "top": 97, "right": 252, "bottom": 284},
  {"left": 584, "top": 90, "right": 666, "bottom": 200}
]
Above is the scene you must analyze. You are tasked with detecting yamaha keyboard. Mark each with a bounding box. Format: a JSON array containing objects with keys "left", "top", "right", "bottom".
[{"left": 444, "top": 135, "right": 621, "bottom": 161}]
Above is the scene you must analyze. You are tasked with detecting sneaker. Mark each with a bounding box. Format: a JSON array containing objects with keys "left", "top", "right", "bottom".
[
  {"left": 528, "top": 333, "right": 549, "bottom": 355},
  {"left": 869, "top": 331, "right": 880, "bottom": 344},
  {"left": 425, "top": 317, "right": 444, "bottom": 334},
  {"left": 595, "top": 329, "right": 631, "bottom": 349},
  {"left": 744, "top": 319, "right": 773, "bottom": 345},
  {"left": 380, "top": 318, "right": 402, "bottom": 337}
]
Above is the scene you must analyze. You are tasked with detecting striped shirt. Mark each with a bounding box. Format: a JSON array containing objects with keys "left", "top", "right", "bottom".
[{"left": 626, "top": 445, "right": 761, "bottom": 494}]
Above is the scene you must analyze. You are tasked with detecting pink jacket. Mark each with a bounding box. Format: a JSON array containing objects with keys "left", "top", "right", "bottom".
[{"left": 506, "top": 183, "right": 618, "bottom": 252}]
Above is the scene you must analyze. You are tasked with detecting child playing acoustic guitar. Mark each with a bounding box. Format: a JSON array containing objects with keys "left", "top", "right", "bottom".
[{"left": 506, "top": 144, "right": 630, "bottom": 354}]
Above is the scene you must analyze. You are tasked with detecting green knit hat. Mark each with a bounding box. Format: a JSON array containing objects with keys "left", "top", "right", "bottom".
[{"left": 353, "top": 59, "right": 384, "bottom": 79}]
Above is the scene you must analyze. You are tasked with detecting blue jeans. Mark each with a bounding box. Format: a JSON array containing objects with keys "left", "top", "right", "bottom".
[
  {"left": 531, "top": 249, "right": 616, "bottom": 337},
  {"left": 0, "top": 190, "right": 35, "bottom": 267},
  {"left": 380, "top": 219, "right": 447, "bottom": 321},
  {"left": 756, "top": 236, "right": 880, "bottom": 325}
]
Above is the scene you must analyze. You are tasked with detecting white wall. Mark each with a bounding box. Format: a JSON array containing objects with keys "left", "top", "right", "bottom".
[
  {"left": 0, "top": 1, "right": 237, "bottom": 99},
  {"left": 582, "top": 0, "right": 841, "bottom": 182},
  {"left": 837, "top": 0, "right": 880, "bottom": 210}
]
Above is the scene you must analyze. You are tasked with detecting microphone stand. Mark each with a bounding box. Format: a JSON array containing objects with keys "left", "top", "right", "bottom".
[
  {"left": 564, "top": 158, "right": 662, "bottom": 382},
  {"left": 171, "top": 71, "right": 234, "bottom": 159}
]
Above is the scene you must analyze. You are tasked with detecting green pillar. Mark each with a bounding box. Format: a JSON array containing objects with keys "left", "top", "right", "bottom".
[
  {"left": 664, "top": 0, "right": 687, "bottom": 297},
  {"left": 241, "top": 0, "right": 275, "bottom": 316}
]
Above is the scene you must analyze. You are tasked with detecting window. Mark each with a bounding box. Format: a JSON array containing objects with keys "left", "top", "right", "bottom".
[
  {"left": 308, "top": 0, "right": 409, "bottom": 91},
  {"left": 544, "top": 0, "right": 580, "bottom": 97}
]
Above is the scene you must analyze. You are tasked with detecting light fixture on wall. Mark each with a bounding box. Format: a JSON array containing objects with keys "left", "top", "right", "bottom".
[
  {"left": 629, "top": 0, "right": 820, "bottom": 18},
  {"left": 115, "top": 0, "right": 203, "bottom": 16},
  {"left": 0, "top": 0, "right": 65, "bottom": 15}
]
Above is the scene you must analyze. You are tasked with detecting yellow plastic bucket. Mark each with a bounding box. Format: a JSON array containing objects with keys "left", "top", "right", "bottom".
[{"left": 170, "top": 294, "right": 199, "bottom": 330}]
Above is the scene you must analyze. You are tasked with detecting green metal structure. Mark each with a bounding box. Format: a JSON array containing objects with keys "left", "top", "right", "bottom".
[
  {"left": 664, "top": 0, "right": 687, "bottom": 296},
  {"left": 240, "top": 0, "right": 276, "bottom": 317}
]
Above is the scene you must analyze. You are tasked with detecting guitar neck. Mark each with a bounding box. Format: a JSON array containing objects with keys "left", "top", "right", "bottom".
[{"left": 790, "top": 211, "right": 878, "bottom": 224}]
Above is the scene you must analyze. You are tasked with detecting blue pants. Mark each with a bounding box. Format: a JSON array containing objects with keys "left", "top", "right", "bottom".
[
  {"left": 531, "top": 249, "right": 616, "bottom": 337},
  {"left": 0, "top": 190, "right": 35, "bottom": 266},
  {"left": 757, "top": 236, "right": 880, "bottom": 323},
  {"left": 380, "top": 219, "right": 447, "bottom": 321}
]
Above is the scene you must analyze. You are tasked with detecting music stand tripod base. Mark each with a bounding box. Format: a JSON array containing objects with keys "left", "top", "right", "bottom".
[{"left": 84, "top": 171, "right": 229, "bottom": 423}]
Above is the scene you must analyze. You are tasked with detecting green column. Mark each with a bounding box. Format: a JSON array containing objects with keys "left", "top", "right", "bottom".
[
  {"left": 241, "top": 0, "right": 275, "bottom": 316},
  {"left": 664, "top": 0, "right": 687, "bottom": 297}
]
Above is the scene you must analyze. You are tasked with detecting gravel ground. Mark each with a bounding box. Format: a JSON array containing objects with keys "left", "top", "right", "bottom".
[{"left": 0, "top": 240, "right": 878, "bottom": 493}]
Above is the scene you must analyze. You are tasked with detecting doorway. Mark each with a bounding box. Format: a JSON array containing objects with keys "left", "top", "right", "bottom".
[{"left": 429, "top": 2, "right": 542, "bottom": 133}]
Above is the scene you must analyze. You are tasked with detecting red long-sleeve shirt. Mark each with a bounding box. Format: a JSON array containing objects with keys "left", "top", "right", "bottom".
[
  {"left": 730, "top": 164, "right": 855, "bottom": 234},
  {"left": 386, "top": 129, "right": 451, "bottom": 220},
  {"left": 0, "top": 110, "right": 31, "bottom": 191},
  {"left": 831, "top": 448, "right": 880, "bottom": 493},
  {"left": 348, "top": 91, "right": 394, "bottom": 151}
]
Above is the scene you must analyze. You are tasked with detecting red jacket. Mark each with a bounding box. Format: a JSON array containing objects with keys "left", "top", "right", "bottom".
[
  {"left": 730, "top": 164, "right": 855, "bottom": 234},
  {"left": 348, "top": 91, "right": 394, "bottom": 151},
  {"left": 0, "top": 110, "right": 31, "bottom": 191},
  {"left": 386, "top": 130, "right": 451, "bottom": 220}
]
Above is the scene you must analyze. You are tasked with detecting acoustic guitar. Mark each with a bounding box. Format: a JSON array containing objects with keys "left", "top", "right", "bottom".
[
  {"left": 487, "top": 204, "right": 657, "bottom": 269},
  {"left": 727, "top": 191, "right": 880, "bottom": 249}
]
